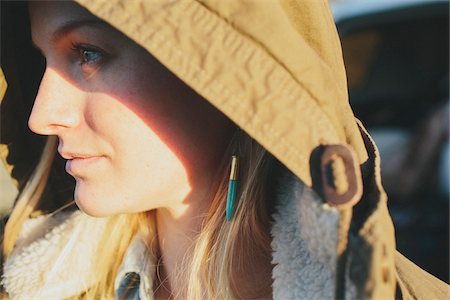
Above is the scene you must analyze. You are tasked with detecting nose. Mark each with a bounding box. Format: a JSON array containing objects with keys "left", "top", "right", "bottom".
[{"left": 28, "top": 67, "right": 82, "bottom": 135}]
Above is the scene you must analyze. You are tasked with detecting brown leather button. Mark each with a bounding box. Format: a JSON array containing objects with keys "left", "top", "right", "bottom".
[{"left": 319, "top": 144, "right": 363, "bottom": 208}]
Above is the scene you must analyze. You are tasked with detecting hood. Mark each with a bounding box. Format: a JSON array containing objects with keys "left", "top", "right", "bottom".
[{"left": 1, "top": 1, "right": 398, "bottom": 299}]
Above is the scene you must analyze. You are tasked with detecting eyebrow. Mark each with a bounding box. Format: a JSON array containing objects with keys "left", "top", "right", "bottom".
[{"left": 51, "top": 19, "right": 109, "bottom": 43}]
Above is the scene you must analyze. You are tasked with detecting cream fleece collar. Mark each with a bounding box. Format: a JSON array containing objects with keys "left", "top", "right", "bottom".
[
  {"left": 2, "top": 173, "right": 348, "bottom": 299},
  {"left": 2, "top": 210, "right": 108, "bottom": 299}
]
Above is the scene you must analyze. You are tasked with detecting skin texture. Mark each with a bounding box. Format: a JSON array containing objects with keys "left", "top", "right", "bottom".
[{"left": 29, "top": 2, "right": 237, "bottom": 298}]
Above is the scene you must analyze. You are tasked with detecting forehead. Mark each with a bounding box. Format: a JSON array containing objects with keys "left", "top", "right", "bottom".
[{"left": 29, "top": 1, "right": 97, "bottom": 37}]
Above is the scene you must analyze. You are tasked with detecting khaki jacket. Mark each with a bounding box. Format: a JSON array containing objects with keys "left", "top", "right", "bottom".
[{"left": 1, "top": 0, "right": 448, "bottom": 299}]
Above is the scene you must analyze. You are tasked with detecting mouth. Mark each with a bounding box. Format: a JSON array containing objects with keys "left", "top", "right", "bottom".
[
  {"left": 59, "top": 151, "right": 106, "bottom": 175},
  {"left": 65, "top": 156, "right": 105, "bottom": 175}
]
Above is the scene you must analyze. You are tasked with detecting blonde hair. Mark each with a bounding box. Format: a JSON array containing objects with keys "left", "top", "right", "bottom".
[
  {"left": 3, "top": 128, "right": 278, "bottom": 299},
  {"left": 3, "top": 136, "right": 58, "bottom": 257}
]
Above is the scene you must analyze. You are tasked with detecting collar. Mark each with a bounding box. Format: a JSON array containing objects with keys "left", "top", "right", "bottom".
[
  {"left": 114, "top": 234, "right": 156, "bottom": 300},
  {"left": 271, "top": 170, "right": 342, "bottom": 299},
  {"left": 2, "top": 210, "right": 108, "bottom": 299}
]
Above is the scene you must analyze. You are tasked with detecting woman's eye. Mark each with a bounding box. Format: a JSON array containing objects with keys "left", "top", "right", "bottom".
[
  {"left": 71, "top": 43, "right": 105, "bottom": 67},
  {"left": 81, "top": 49, "right": 101, "bottom": 64}
]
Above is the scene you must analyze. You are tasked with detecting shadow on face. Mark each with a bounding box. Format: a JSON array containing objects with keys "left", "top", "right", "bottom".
[{"left": 28, "top": 1, "right": 236, "bottom": 217}]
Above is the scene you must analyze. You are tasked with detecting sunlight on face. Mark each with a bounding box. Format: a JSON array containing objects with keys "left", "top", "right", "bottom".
[{"left": 29, "top": 2, "right": 234, "bottom": 218}]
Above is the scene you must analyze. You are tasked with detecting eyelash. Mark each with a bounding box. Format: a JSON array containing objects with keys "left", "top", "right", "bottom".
[{"left": 70, "top": 42, "right": 106, "bottom": 67}]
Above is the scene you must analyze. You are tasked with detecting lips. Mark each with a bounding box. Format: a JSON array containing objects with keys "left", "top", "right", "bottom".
[{"left": 59, "top": 150, "right": 106, "bottom": 175}]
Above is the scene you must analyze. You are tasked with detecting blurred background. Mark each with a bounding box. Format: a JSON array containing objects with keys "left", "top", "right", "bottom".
[
  {"left": 0, "top": 0, "right": 448, "bottom": 285},
  {"left": 332, "top": 0, "right": 449, "bottom": 283}
]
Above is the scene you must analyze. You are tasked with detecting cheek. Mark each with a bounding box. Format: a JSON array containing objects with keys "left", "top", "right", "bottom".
[
  {"left": 115, "top": 129, "right": 191, "bottom": 208},
  {"left": 75, "top": 51, "right": 225, "bottom": 215},
  {"left": 76, "top": 96, "right": 191, "bottom": 215}
]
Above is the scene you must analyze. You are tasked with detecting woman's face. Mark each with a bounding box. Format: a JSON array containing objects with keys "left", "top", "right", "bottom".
[{"left": 29, "top": 2, "right": 234, "bottom": 217}]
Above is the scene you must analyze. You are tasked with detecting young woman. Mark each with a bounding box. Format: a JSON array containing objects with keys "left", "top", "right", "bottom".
[{"left": 1, "top": 1, "right": 447, "bottom": 299}]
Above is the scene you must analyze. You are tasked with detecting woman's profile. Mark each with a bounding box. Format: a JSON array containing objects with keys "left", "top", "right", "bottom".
[{"left": 0, "top": 1, "right": 448, "bottom": 299}]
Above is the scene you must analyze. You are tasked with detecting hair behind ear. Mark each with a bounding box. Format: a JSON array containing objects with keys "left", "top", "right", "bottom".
[{"left": 185, "top": 129, "right": 278, "bottom": 299}]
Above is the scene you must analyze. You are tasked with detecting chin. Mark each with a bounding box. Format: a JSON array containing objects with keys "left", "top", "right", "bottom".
[{"left": 73, "top": 183, "right": 116, "bottom": 218}]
